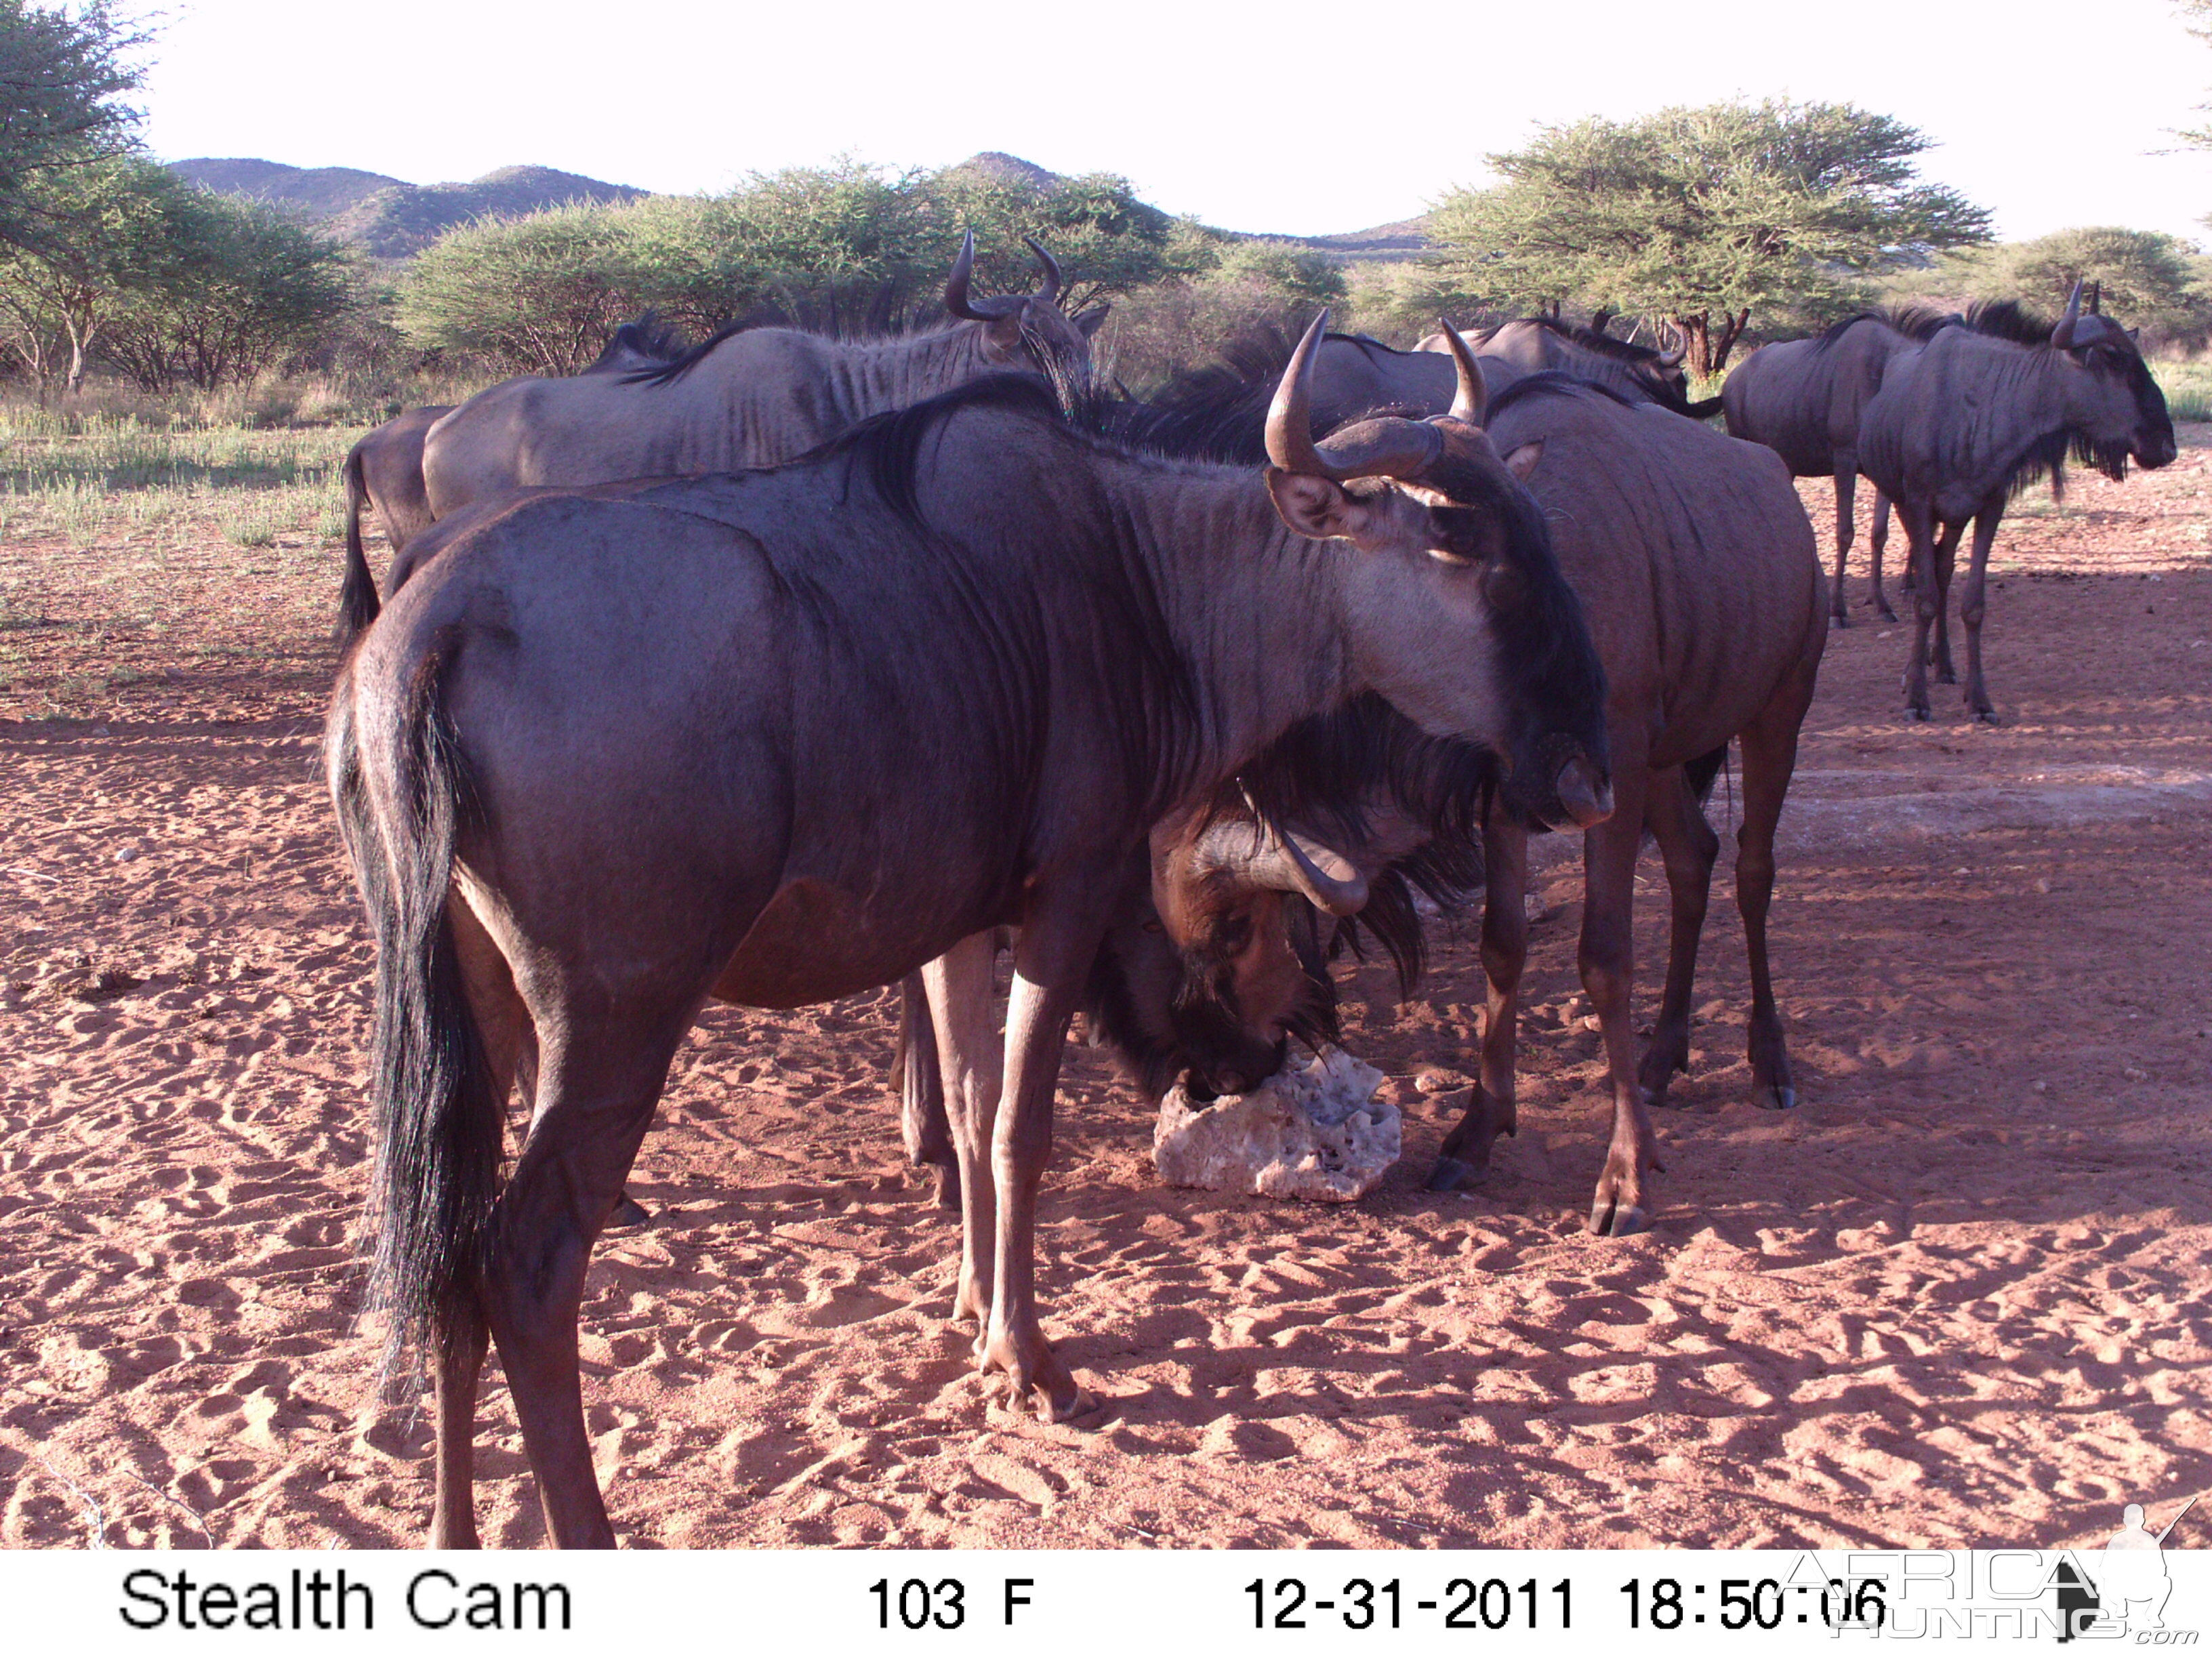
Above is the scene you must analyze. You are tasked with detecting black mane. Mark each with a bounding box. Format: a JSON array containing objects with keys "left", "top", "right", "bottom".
[
  {"left": 1486, "top": 368, "right": 1640, "bottom": 419},
  {"left": 623, "top": 299, "right": 960, "bottom": 390},
  {"left": 1235, "top": 695, "right": 1494, "bottom": 994},
  {"left": 1522, "top": 316, "right": 1669, "bottom": 365},
  {"left": 1961, "top": 298, "right": 2058, "bottom": 348},
  {"left": 817, "top": 372, "right": 1112, "bottom": 527},
  {"left": 1818, "top": 306, "right": 1959, "bottom": 348},
  {"left": 587, "top": 311, "right": 688, "bottom": 372}
]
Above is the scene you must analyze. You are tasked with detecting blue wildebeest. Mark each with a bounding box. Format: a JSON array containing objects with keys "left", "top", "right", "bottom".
[
  {"left": 335, "top": 316, "right": 689, "bottom": 638},
  {"left": 1133, "top": 359, "right": 1826, "bottom": 1235},
  {"left": 1134, "top": 318, "right": 1715, "bottom": 465},
  {"left": 327, "top": 317, "right": 1611, "bottom": 1547},
  {"left": 1416, "top": 317, "right": 1717, "bottom": 416},
  {"left": 1721, "top": 308, "right": 1953, "bottom": 626},
  {"left": 416, "top": 234, "right": 1103, "bottom": 520},
  {"left": 1858, "top": 286, "right": 2176, "bottom": 722}
]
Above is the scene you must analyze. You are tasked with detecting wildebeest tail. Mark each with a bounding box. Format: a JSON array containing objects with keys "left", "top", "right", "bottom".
[
  {"left": 330, "top": 636, "right": 500, "bottom": 1388},
  {"left": 335, "top": 440, "right": 381, "bottom": 644},
  {"left": 1687, "top": 743, "right": 1729, "bottom": 805}
]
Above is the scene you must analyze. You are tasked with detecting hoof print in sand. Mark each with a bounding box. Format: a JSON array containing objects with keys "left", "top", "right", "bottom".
[{"left": 1153, "top": 1048, "right": 1397, "bottom": 1202}]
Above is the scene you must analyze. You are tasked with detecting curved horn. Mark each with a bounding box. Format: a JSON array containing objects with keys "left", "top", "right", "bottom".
[
  {"left": 1188, "top": 792, "right": 1367, "bottom": 917},
  {"left": 1437, "top": 317, "right": 1488, "bottom": 426},
  {"left": 1267, "top": 310, "right": 1446, "bottom": 482},
  {"left": 1023, "top": 235, "right": 1062, "bottom": 303},
  {"left": 2052, "top": 279, "right": 2084, "bottom": 350},
  {"left": 945, "top": 230, "right": 985, "bottom": 321},
  {"left": 1654, "top": 342, "right": 1686, "bottom": 369},
  {"left": 1265, "top": 310, "right": 1335, "bottom": 477},
  {"left": 1269, "top": 822, "right": 1370, "bottom": 917}
]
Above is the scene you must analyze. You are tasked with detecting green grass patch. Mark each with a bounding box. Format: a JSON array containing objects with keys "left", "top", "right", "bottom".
[
  {"left": 0, "top": 403, "right": 365, "bottom": 551},
  {"left": 2153, "top": 359, "right": 2212, "bottom": 422}
]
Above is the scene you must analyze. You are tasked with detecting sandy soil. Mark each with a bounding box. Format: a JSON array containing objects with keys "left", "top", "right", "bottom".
[{"left": 2, "top": 439, "right": 2208, "bottom": 1551}]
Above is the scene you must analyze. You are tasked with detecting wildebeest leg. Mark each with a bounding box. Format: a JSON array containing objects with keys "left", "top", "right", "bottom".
[
  {"left": 1957, "top": 494, "right": 2008, "bottom": 724},
  {"left": 1928, "top": 518, "right": 1965, "bottom": 685},
  {"left": 979, "top": 888, "right": 1113, "bottom": 1420},
  {"left": 894, "top": 972, "right": 960, "bottom": 1211},
  {"left": 1431, "top": 816, "right": 1528, "bottom": 1189},
  {"left": 1870, "top": 489, "right": 1899, "bottom": 618},
  {"left": 432, "top": 897, "right": 529, "bottom": 1550},
  {"left": 1579, "top": 764, "right": 1661, "bottom": 1237},
  {"left": 1636, "top": 764, "right": 1721, "bottom": 1109},
  {"left": 1902, "top": 499, "right": 1940, "bottom": 720},
  {"left": 922, "top": 936, "right": 1001, "bottom": 1327},
  {"left": 1736, "top": 649, "right": 1819, "bottom": 1108},
  {"left": 483, "top": 1008, "right": 689, "bottom": 1549},
  {"left": 1828, "top": 464, "right": 1857, "bottom": 626}
]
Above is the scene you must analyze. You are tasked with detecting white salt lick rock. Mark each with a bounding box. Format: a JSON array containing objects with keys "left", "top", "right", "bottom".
[{"left": 1153, "top": 1048, "right": 1398, "bottom": 1202}]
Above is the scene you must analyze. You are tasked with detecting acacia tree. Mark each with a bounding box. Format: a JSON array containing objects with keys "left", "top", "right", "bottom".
[
  {"left": 395, "top": 161, "right": 1187, "bottom": 375},
  {"left": 1428, "top": 100, "right": 1992, "bottom": 376},
  {"left": 397, "top": 203, "right": 644, "bottom": 375},
  {"left": 0, "top": 1, "right": 147, "bottom": 252},
  {"left": 1936, "top": 226, "right": 2212, "bottom": 350},
  {"left": 1107, "top": 234, "right": 1347, "bottom": 387},
  {"left": 0, "top": 151, "right": 191, "bottom": 393},
  {"left": 100, "top": 192, "right": 352, "bottom": 390},
  {"left": 919, "top": 165, "right": 1176, "bottom": 316},
  {"left": 615, "top": 162, "right": 937, "bottom": 335}
]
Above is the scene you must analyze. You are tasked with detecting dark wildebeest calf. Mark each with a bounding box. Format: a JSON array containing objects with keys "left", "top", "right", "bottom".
[
  {"left": 1859, "top": 285, "right": 2176, "bottom": 722},
  {"left": 328, "top": 321, "right": 1610, "bottom": 1547},
  {"left": 1721, "top": 309, "right": 1952, "bottom": 626}
]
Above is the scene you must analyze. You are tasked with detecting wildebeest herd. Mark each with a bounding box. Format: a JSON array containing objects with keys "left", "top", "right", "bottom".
[{"left": 326, "top": 241, "right": 2175, "bottom": 1547}]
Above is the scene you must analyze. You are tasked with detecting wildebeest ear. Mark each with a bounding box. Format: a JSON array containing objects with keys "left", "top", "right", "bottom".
[
  {"left": 1076, "top": 304, "right": 1111, "bottom": 338},
  {"left": 1265, "top": 468, "right": 1370, "bottom": 541},
  {"left": 1502, "top": 441, "right": 1544, "bottom": 480}
]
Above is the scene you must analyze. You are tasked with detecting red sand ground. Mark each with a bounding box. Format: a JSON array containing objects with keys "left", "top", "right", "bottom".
[{"left": 2, "top": 442, "right": 2207, "bottom": 1549}]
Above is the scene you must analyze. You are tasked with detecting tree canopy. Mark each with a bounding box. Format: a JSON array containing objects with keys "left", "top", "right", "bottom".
[
  {"left": 1922, "top": 226, "right": 2212, "bottom": 351},
  {"left": 0, "top": 154, "right": 353, "bottom": 393},
  {"left": 1427, "top": 99, "right": 1992, "bottom": 375},
  {"left": 393, "top": 160, "right": 1183, "bottom": 376},
  {"left": 0, "top": 1, "right": 147, "bottom": 251}
]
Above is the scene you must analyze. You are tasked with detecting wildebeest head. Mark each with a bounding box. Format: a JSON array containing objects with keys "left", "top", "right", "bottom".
[
  {"left": 1115, "top": 786, "right": 1441, "bottom": 1099},
  {"left": 944, "top": 230, "right": 1107, "bottom": 405},
  {"left": 2047, "top": 281, "right": 2177, "bottom": 474},
  {"left": 1265, "top": 313, "right": 1612, "bottom": 834}
]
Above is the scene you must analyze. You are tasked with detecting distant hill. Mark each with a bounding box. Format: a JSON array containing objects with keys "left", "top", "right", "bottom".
[
  {"left": 169, "top": 159, "right": 651, "bottom": 258},
  {"left": 169, "top": 158, "right": 407, "bottom": 220},
  {"left": 168, "top": 152, "right": 1429, "bottom": 264},
  {"left": 942, "top": 151, "right": 1062, "bottom": 192},
  {"left": 1290, "top": 216, "right": 1432, "bottom": 262},
  {"left": 935, "top": 152, "right": 1432, "bottom": 261}
]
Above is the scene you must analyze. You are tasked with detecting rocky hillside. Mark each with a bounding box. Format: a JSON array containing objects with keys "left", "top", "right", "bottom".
[
  {"left": 167, "top": 159, "right": 649, "bottom": 258},
  {"left": 167, "top": 153, "right": 1428, "bottom": 262}
]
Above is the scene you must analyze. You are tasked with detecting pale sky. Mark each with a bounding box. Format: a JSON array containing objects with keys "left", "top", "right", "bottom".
[{"left": 137, "top": 0, "right": 2212, "bottom": 245}]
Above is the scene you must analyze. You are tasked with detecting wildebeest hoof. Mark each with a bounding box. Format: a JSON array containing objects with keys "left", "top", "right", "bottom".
[
  {"left": 1427, "top": 1155, "right": 1485, "bottom": 1192},
  {"left": 1906, "top": 705, "right": 1931, "bottom": 723},
  {"left": 929, "top": 1162, "right": 962, "bottom": 1213},
  {"left": 607, "top": 1191, "right": 651, "bottom": 1229},
  {"left": 1828, "top": 610, "right": 1849, "bottom": 630},
  {"left": 1590, "top": 1197, "right": 1650, "bottom": 1237},
  {"left": 1763, "top": 1084, "right": 1797, "bottom": 1110},
  {"left": 1972, "top": 708, "right": 2001, "bottom": 726},
  {"left": 980, "top": 1329, "right": 1082, "bottom": 1422}
]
